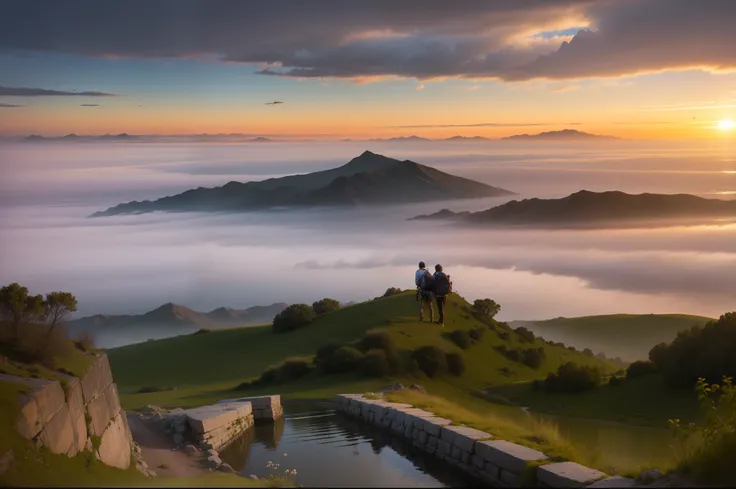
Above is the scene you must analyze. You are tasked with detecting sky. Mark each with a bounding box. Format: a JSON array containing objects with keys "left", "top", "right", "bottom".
[{"left": 1, "top": 0, "right": 736, "bottom": 139}]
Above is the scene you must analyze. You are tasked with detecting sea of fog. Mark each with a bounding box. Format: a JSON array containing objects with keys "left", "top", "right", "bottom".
[{"left": 1, "top": 139, "right": 735, "bottom": 326}]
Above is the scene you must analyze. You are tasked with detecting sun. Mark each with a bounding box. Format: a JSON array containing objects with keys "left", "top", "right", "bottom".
[{"left": 717, "top": 118, "right": 735, "bottom": 131}]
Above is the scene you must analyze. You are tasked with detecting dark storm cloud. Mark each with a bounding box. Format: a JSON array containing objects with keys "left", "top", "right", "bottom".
[
  {"left": 0, "top": 86, "right": 118, "bottom": 97},
  {"left": 3, "top": 0, "right": 734, "bottom": 81}
]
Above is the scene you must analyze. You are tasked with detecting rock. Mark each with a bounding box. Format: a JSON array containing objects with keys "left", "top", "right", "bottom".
[
  {"left": 206, "top": 455, "right": 222, "bottom": 468},
  {"left": 184, "top": 444, "right": 198, "bottom": 455},
  {"left": 80, "top": 354, "right": 113, "bottom": 405},
  {"left": 249, "top": 475, "right": 260, "bottom": 480},
  {"left": 38, "top": 403, "right": 76, "bottom": 456},
  {"left": 206, "top": 448, "right": 219, "bottom": 457},
  {"left": 97, "top": 412, "right": 132, "bottom": 470},
  {"left": 409, "top": 384, "right": 427, "bottom": 393},
  {"left": 138, "top": 460, "right": 149, "bottom": 470},
  {"left": 379, "top": 382, "right": 405, "bottom": 393},
  {"left": 639, "top": 469, "right": 664, "bottom": 482},
  {"left": 172, "top": 433, "right": 184, "bottom": 444},
  {"left": 589, "top": 476, "right": 637, "bottom": 488},
  {"left": 218, "top": 463, "right": 235, "bottom": 473}
]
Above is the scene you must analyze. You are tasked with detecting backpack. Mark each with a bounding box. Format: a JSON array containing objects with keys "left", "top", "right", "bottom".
[
  {"left": 434, "top": 272, "right": 452, "bottom": 297},
  {"left": 420, "top": 271, "right": 435, "bottom": 291}
]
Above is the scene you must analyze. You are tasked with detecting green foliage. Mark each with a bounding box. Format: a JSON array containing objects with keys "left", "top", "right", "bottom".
[
  {"left": 514, "top": 326, "right": 536, "bottom": 344},
  {"left": 382, "top": 287, "right": 403, "bottom": 298},
  {"left": 357, "top": 331, "right": 395, "bottom": 353},
  {"left": 193, "top": 328, "right": 211, "bottom": 335},
  {"left": 272, "top": 304, "right": 317, "bottom": 334},
  {"left": 582, "top": 348, "right": 594, "bottom": 357},
  {"left": 446, "top": 352, "right": 466, "bottom": 376},
  {"left": 449, "top": 329, "right": 472, "bottom": 349},
  {"left": 522, "top": 347, "right": 546, "bottom": 369},
  {"left": 670, "top": 377, "right": 736, "bottom": 485},
  {"left": 411, "top": 346, "right": 448, "bottom": 378},
  {"left": 544, "top": 362, "right": 602, "bottom": 394},
  {"left": 468, "top": 327, "right": 485, "bottom": 342},
  {"left": 44, "top": 291, "right": 78, "bottom": 328},
  {"left": 361, "top": 349, "right": 391, "bottom": 377},
  {"left": 649, "top": 312, "right": 736, "bottom": 388},
  {"left": 626, "top": 360, "right": 657, "bottom": 380},
  {"left": 274, "top": 358, "right": 313, "bottom": 382},
  {"left": 0, "top": 283, "right": 46, "bottom": 334},
  {"left": 608, "top": 376, "right": 624, "bottom": 386},
  {"left": 320, "top": 346, "right": 364, "bottom": 374},
  {"left": 312, "top": 298, "right": 340, "bottom": 316},
  {"left": 472, "top": 298, "right": 501, "bottom": 319}
]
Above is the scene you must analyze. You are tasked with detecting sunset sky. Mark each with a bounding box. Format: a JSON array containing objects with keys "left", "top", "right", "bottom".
[{"left": 1, "top": 0, "right": 736, "bottom": 139}]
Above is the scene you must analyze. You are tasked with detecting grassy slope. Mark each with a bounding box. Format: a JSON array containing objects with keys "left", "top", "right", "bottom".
[
  {"left": 512, "top": 314, "right": 712, "bottom": 362},
  {"left": 109, "top": 291, "right": 616, "bottom": 410}
]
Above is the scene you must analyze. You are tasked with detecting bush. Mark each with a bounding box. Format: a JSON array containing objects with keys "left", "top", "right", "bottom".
[
  {"left": 446, "top": 352, "right": 465, "bottom": 376},
  {"left": 608, "top": 376, "right": 624, "bottom": 387},
  {"left": 315, "top": 341, "right": 341, "bottom": 362},
  {"left": 514, "top": 326, "right": 536, "bottom": 344},
  {"left": 275, "top": 358, "right": 313, "bottom": 382},
  {"left": 357, "top": 331, "right": 395, "bottom": 353},
  {"left": 532, "top": 379, "right": 543, "bottom": 391},
  {"left": 272, "top": 304, "right": 317, "bottom": 333},
  {"left": 361, "top": 349, "right": 391, "bottom": 377},
  {"left": 15, "top": 323, "right": 73, "bottom": 367},
  {"left": 468, "top": 327, "right": 485, "bottom": 342},
  {"left": 382, "top": 287, "right": 403, "bottom": 298},
  {"left": 522, "top": 347, "right": 546, "bottom": 369},
  {"left": 582, "top": 348, "right": 594, "bottom": 357},
  {"left": 312, "top": 298, "right": 340, "bottom": 315},
  {"left": 544, "top": 362, "right": 602, "bottom": 394},
  {"left": 472, "top": 298, "right": 501, "bottom": 319},
  {"left": 74, "top": 331, "right": 95, "bottom": 352},
  {"left": 320, "top": 346, "right": 364, "bottom": 374},
  {"left": 626, "top": 360, "right": 658, "bottom": 380},
  {"left": 411, "top": 346, "right": 448, "bottom": 378},
  {"left": 497, "top": 331, "right": 510, "bottom": 341},
  {"left": 449, "top": 329, "right": 472, "bottom": 349}
]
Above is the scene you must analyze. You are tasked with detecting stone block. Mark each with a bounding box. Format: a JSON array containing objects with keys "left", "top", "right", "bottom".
[
  {"left": 62, "top": 376, "right": 85, "bottom": 426},
  {"left": 16, "top": 395, "right": 40, "bottom": 439},
  {"left": 482, "top": 463, "right": 501, "bottom": 483},
  {"left": 417, "top": 430, "right": 428, "bottom": 444},
  {"left": 537, "top": 462, "right": 606, "bottom": 488},
  {"left": 87, "top": 384, "right": 114, "bottom": 436},
  {"left": 97, "top": 412, "right": 132, "bottom": 470},
  {"left": 500, "top": 469, "right": 521, "bottom": 486},
  {"left": 427, "top": 435, "right": 438, "bottom": 449},
  {"left": 81, "top": 354, "right": 113, "bottom": 404},
  {"left": 441, "top": 425, "right": 492, "bottom": 452},
  {"left": 587, "top": 476, "right": 637, "bottom": 488},
  {"left": 105, "top": 383, "right": 122, "bottom": 421},
  {"left": 186, "top": 401, "right": 251, "bottom": 434},
  {"left": 451, "top": 446, "right": 462, "bottom": 460},
  {"left": 39, "top": 403, "right": 75, "bottom": 456},
  {"left": 461, "top": 451, "right": 470, "bottom": 464},
  {"left": 71, "top": 409, "right": 88, "bottom": 452},
  {"left": 475, "top": 439, "right": 548, "bottom": 473},
  {"left": 421, "top": 417, "right": 452, "bottom": 437},
  {"left": 472, "top": 455, "right": 485, "bottom": 469}
]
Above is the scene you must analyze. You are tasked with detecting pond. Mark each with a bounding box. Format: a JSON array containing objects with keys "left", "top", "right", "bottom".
[{"left": 219, "top": 403, "right": 483, "bottom": 487}]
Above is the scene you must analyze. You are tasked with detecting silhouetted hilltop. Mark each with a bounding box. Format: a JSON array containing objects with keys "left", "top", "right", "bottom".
[
  {"left": 502, "top": 129, "right": 620, "bottom": 141},
  {"left": 91, "top": 150, "right": 514, "bottom": 216},
  {"left": 411, "top": 190, "right": 736, "bottom": 227}
]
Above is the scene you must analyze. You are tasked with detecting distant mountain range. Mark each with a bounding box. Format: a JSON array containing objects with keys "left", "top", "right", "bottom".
[
  {"left": 66, "top": 302, "right": 288, "bottom": 349},
  {"left": 501, "top": 129, "right": 619, "bottom": 141},
  {"left": 91, "top": 150, "right": 515, "bottom": 217},
  {"left": 411, "top": 190, "right": 736, "bottom": 227},
  {"left": 21, "top": 133, "right": 272, "bottom": 143}
]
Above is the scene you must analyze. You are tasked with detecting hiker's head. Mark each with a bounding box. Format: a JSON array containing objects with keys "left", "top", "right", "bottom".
[
  {"left": 435, "top": 264, "right": 443, "bottom": 272},
  {"left": 418, "top": 261, "right": 426, "bottom": 269}
]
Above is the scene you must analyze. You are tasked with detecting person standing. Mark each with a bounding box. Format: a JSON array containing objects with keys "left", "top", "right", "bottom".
[
  {"left": 432, "top": 264, "right": 452, "bottom": 327},
  {"left": 414, "top": 261, "right": 435, "bottom": 322}
]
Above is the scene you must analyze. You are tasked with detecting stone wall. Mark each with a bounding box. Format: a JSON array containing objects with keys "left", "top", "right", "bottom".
[
  {"left": 6, "top": 353, "right": 134, "bottom": 471},
  {"left": 185, "top": 400, "right": 255, "bottom": 451},
  {"left": 336, "top": 394, "right": 629, "bottom": 488},
  {"left": 217, "top": 395, "right": 283, "bottom": 423}
]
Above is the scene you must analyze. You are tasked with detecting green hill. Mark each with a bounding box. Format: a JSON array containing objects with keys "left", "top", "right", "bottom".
[
  {"left": 511, "top": 314, "right": 713, "bottom": 362},
  {"left": 108, "top": 291, "right": 616, "bottom": 410}
]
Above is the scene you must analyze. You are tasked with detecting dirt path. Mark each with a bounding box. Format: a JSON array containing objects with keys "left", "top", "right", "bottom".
[{"left": 126, "top": 413, "right": 208, "bottom": 478}]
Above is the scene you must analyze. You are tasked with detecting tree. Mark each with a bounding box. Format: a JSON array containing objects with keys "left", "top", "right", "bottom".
[
  {"left": 312, "top": 298, "right": 340, "bottom": 316},
  {"left": 272, "top": 304, "right": 317, "bottom": 333},
  {"left": 472, "top": 299, "right": 501, "bottom": 319},
  {"left": 544, "top": 362, "right": 602, "bottom": 394},
  {"left": 0, "top": 282, "right": 46, "bottom": 337},
  {"left": 411, "top": 346, "right": 449, "bottom": 378},
  {"left": 44, "top": 291, "right": 78, "bottom": 330}
]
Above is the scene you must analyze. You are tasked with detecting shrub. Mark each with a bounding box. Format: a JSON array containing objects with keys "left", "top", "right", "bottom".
[
  {"left": 531, "top": 380, "right": 543, "bottom": 391},
  {"left": 449, "top": 329, "right": 472, "bottom": 349},
  {"left": 522, "top": 347, "right": 546, "bottom": 369},
  {"left": 514, "top": 326, "right": 536, "bottom": 344},
  {"left": 497, "top": 331, "right": 510, "bottom": 341},
  {"left": 608, "top": 376, "right": 624, "bottom": 387},
  {"left": 626, "top": 360, "right": 658, "bottom": 380},
  {"left": 411, "top": 346, "right": 449, "bottom": 378},
  {"left": 315, "top": 341, "right": 341, "bottom": 362},
  {"left": 446, "top": 352, "right": 466, "bottom": 376},
  {"left": 275, "top": 358, "right": 313, "bottom": 382},
  {"left": 74, "top": 331, "right": 95, "bottom": 351},
  {"left": 582, "top": 348, "right": 594, "bottom": 357},
  {"left": 382, "top": 287, "right": 403, "bottom": 298},
  {"left": 506, "top": 349, "right": 521, "bottom": 362},
  {"left": 272, "top": 304, "right": 317, "bottom": 333},
  {"left": 472, "top": 298, "right": 501, "bottom": 319},
  {"left": 357, "top": 331, "right": 395, "bottom": 353},
  {"left": 312, "top": 298, "right": 340, "bottom": 315},
  {"left": 16, "top": 322, "right": 73, "bottom": 367},
  {"left": 468, "top": 327, "right": 485, "bottom": 342},
  {"left": 361, "top": 349, "right": 391, "bottom": 377},
  {"left": 320, "top": 346, "right": 364, "bottom": 374},
  {"left": 544, "top": 362, "right": 602, "bottom": 394}
]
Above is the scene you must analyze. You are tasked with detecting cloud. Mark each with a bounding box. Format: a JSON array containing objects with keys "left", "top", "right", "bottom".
[
  {"left": 0, "top": 86, "right": 118, "bottom": 97},
  {"left": 1, "top": 1, "right": 735, "bottom": 83},
  {"left": 389, "top": 122, "right": 582, "bottom": 128},
  {"left": 80, "top": 103, "right": 100, "bottom": 107},
  {"left": 416, "top": 84, "right": 425, "bottom": 91},
  {"left": 0, "top": 102, "right": 23, "bottom": 107},
  {"left": 550, "top": 84, "right": 580, "bottom": 92}
]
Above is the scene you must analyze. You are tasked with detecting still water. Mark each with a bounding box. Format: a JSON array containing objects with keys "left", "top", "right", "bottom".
[{"left": 219, "top": 403, "right": 482, "bottom": 487}]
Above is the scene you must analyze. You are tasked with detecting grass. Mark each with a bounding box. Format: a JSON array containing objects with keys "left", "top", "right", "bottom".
[
  {"left": 511, "top": 314, "right": 712, "bottom": 362},
  {"left": 108, "top": 292, "right": 617, "bottom": 409},
  {"left": 485, "top": 374, "right": 700, "bottom": 427}
]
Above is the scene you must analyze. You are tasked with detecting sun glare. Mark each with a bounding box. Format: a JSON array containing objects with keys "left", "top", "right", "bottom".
[{"left": 717, "top": 118, "right": 735, "bottom": 131}]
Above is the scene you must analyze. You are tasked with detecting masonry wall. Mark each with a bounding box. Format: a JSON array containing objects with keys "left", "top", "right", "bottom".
[
  {"left": 336, "top": 394, "right": 625, "bottom": 488},
  {"left": 7, "top": 353, "right": 133, "bottom": 470}
]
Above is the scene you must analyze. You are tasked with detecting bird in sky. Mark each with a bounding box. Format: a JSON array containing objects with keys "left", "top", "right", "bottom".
[{"left": 265, "top": 101, "right": 284, "bottom": 105}]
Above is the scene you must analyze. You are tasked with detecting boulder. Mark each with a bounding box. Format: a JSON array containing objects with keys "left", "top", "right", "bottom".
[
  {"left": 639, "top": 469, "right": 664, "bottom": 482},
  {"left": 379, "top": 382, "right": 406, "bottom": 393},
  {"left": 537, "top": 461, "right": 606, "bottom": 488},
  {"left": 39, "top": 403, "right": 76, "bottom": 456},
  {"left": 410, "top": 384, "right": 427, "bottom": 393},
  {"left": 96, "top": 412, "right": 132, "bottom": 469},
  {"left": 81, "top": 354, "right": 113, "bottom": 405}
]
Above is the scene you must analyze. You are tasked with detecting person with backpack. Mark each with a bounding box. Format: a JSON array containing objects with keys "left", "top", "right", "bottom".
[
  {"left": 432, "top": 264, "right": 452, "bottom": 327},
  {"left": 414, "top": 261, "right": 435, "bottom": 322}
]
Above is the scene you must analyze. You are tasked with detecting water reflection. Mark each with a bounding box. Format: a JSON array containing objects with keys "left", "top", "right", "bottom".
[{"left": 219, "top": 404, "right": 482, "bottom": 487}]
